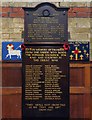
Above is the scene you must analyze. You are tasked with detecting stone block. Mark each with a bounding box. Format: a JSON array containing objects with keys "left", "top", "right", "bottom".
[
  {"left": 2, "top": 34, "right": 9, "bottom": 39},
  {"left": 76, "top": 18, "right": 90, "bottom": 28},
  {"left": 2, "top": 18, "right": 13, "bottom": 28},
  {"left": 68, "top": 18, "right": 77, "bottom": 27},
  {"left": 69, "top": 28, "right": 90, "bottom": 33},
  {"left": 14, "top": 23, "right": 24, "bottom": 28},
  {"left": 13, "top": 18, "right": 24, "bottom": 24},
  {"left": 2, "top": 28, "right": 14, "bottom": 33},
  {"left": 14, "top": 28, "right": 23, "bottom": 34},
  {"left": 9, "top": 33, "right": 21, "bottom": 39},
  {"left": 70, "top": 33, "right": 89, "bottom": 40},
  {"left": 11, "top": 2, "right": 28, "bottom": 7},
  {"left": 60, "top": 2, "right": 90, "bottom": 7}
]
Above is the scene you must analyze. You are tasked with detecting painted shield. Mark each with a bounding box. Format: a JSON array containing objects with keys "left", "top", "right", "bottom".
[
  {"left": 69, "top": 41, "right": 89, "bottom": 61},
  {"left": 2, "top": 42, "right": 23, "bottom": 61}
]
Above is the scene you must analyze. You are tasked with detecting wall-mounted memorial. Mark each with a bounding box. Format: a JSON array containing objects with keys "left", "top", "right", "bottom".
[
  {"left": 22, "top": 2, "right": 69, "bottom": 120},
  {"left": 23, "top": 2, "right": 69, "bottom": 43}
]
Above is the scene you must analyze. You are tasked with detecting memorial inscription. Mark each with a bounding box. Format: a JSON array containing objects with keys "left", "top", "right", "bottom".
[
  {"left": 23, "top": 3, "right": 69, "bottom": 43},
  {"left": 22, "top": 45, "right": 69, "bottom": 118},
  {"left": 22, "top": 2, "right": 69, "bottom": 120}
]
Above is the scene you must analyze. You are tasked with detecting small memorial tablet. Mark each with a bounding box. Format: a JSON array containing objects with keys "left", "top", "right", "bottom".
[{"left": 23, "top": 2, "right": 69, "bottom": 43}]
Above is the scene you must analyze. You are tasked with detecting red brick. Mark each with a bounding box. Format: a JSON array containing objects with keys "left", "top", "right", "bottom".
[
  {"left": 77, "top": 12, "right": 89, "bottom": 17},
  {"left": 90, "top": 7, "right": 92, "bottom": 12},
  {"left": 0, "top": 7, "right": 2, "bottom": 12},
  {"left": 68, "top": 8, "right": 73, "bottom": 13},
  {"left": 90, "top": 9, "right": 92, "bottom": 17},
  {"left": 9, "top": 13, "right": 17, "bottom": 17},
  {"left": 12, "top": 7, "right": 23, "bottom": 13},
  {"left": 88, "top": 12, "right": 92, "bottom": 17},
  {"left": 9, "top": 12, "right": 24, "bottom": 18},
  {"left": 2, "top": 7, "right": 11, "bottom": 12},
  {"left": 73, "top": 7, "right": 90, "bottom": 12},
  {"left": 68, "top": 12, "right": 76, "bottom": 17},
  {"left": 17, "top": 12, "right": 24, "bottom": 17},
  {"left": 2, "top": 13, "right": 8, "bottom": 17},
  {"left": 90, "top": 12, "right": 92, "bottom": 17}
]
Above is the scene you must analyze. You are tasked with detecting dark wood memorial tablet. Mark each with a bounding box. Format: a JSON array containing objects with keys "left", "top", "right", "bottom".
[
  {"left": 23, "top": 2, "right": 69, "bottom": 43},
  {"left": 22, "top": 2, "right": 69, "bottom": 120}
]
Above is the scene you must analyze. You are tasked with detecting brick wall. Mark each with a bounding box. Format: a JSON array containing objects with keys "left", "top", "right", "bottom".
[{"left": 0, "top": 2, "right": 92, "bottom": 60}]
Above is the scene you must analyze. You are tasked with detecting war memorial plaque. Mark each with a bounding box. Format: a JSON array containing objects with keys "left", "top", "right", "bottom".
[
  {"left": 23, "top": 2, "right": 69, "bottom": 43},
  {"left": 22, "top": 3, "right": 69, "bottom": 120}
]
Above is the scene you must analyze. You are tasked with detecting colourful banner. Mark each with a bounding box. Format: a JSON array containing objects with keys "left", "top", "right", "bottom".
[
  {"left": 2, "top": 42, "right": 23, "bottom": 61},
  {"left": 69, "top": 41, "right": 89, "bottom": 61}
]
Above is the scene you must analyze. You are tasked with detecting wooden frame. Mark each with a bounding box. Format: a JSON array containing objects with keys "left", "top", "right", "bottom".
[{"left": 1, "top": 62, "right": 92, "bottom": 119}]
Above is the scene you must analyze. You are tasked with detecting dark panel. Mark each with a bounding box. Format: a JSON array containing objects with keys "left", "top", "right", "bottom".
[
  {"left": 22, "top": 45, "right": 69, "bottom": 119},
  {"left": 1, "top": 88, "right": 91, "bottom": 119},
  {"left": 22, "top": 2, "right": 69, "bottom": 119},
  {"left": 2, "top": 94, "right": 21, "bottom": 118},
  {"left": 91, "top": 93, "right": 92, "bottom": 119},
  {"left": 91, "top": 67, "right": 92, "bottom": 87},
  {"left": 70, "top": 67, "right": 85, "bottom": 86},
  {"left": 23, "top": 2, "right": 69, "bottom": 43},
  {"left": 1, "top": 63, "right": 92, "bottom": 119},
  {"left": 70, "top": 94, "right": 84, "bottom": 118},
  {"left": 0, "top": 64, "right": 2, "bottom": 87},
  {"left": 1, "top": 93, "right": 87, "bottom": 119},
  {"left": 0, "top": 95, "right": 2, "bottom": 118},
  {"left": 90, "top": 65, "right": 92, "bottom": 119},
  {"left": 2, "top": 64, "right": 22, "bottom": 87}
]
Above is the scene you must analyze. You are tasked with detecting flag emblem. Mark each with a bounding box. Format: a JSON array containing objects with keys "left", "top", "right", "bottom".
[
  {"left": 69, "top": 41, "right": 89, "bottom": 61},
  {"left": 2, "top": 42, "right": 23, "bottom": 61}
]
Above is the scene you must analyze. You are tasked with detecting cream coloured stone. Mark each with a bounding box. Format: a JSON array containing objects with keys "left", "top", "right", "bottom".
[
  {"left": 13, "top": 18, "right": 24, "bottom": 24},
  {"left": 9, "top": 33, "right": 22, "bottom": 39},
  {"left": 70, "top": 33, "right": 89, "bottom": 40}
]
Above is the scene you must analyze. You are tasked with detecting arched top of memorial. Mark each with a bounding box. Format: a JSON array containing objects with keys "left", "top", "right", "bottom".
[
  {"left": 22, "top": 2, "right": 69, "bottom": 11},
  {"left": 23, "top": 2, "right": 69, "bottom": 43}
]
